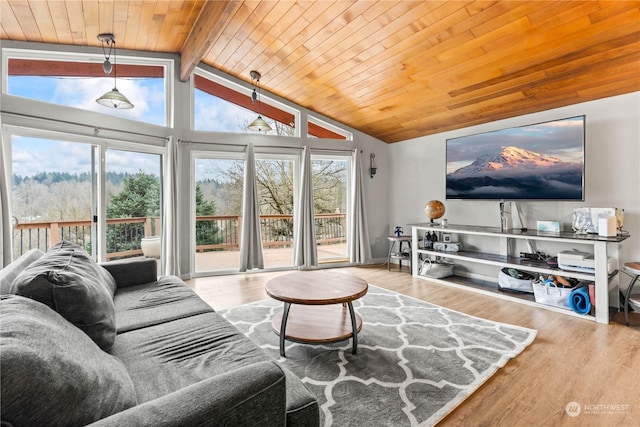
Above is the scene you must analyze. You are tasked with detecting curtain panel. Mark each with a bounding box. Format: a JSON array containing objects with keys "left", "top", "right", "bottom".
[
  {"left": 294, "top": 146, "right": 318, "bottom": 268},
  {"left": 239, "top": 144, "right": 264, "bottom": 271},
  {"left": 349, "top": 149, "right": 371, "bottom": 264}
]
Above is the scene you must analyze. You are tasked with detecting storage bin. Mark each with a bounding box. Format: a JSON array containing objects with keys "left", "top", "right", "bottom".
[
  {"left": 418, "top": 259, "right": 453, "bottom": 279},
  {"left": 498, "top": 268, "right": 535, "bottom": 293},
  {"left": 532, "top": 280, "right": 576, "bottom": 310}
]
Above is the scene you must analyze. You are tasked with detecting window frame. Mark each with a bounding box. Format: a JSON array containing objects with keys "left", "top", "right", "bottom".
[
  {"left": 308, "top": 115, "right": 353, "bottom": 140},
  {"left": 192, "top": 68, "right": 301, "bottom": 136},
  {"left": 2, "top": 47, "right": 174, "bottom": 128}
]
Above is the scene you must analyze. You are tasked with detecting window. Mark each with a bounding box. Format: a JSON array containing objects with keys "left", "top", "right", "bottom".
[
  {"left": 193, "top": 155, "right": 245, "bottom": 272},
  {"left": 193, "top": 72, "right": 297, "bottom": 136},
  {"left": 8, "top": 130, "right": 164, "bottom": 265},
  {"left": 10, "top": 136, "right": 96, "bottom": 258},
  {"left": 4, "top": 51, "right": 170, "bottom": 126},
  {"left": 311, "top": 155, "right": 350, "bottom": 261},
  {"left": 308, "top": 116, "right": 352, "bottom": 140}
]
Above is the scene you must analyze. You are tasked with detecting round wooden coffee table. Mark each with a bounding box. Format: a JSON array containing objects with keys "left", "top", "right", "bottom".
[{"left": 265, "top": 271, "right": 368, "bottom": 357}]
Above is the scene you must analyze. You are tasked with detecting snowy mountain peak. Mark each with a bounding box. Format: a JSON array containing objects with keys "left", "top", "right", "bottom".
[{"left": 450, "top": 146, "right": 567, "bottom": 177}]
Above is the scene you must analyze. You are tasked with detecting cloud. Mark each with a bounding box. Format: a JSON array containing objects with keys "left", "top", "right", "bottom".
[
  {"left": 194, "top": 90, "right": 259, "bottom": 132},
  {"left": 53, "top": 77, "right": 163, "bottom": 124}
]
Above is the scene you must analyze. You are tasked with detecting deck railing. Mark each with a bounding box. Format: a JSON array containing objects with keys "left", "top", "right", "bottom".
[{"left": 11, "top": 214, "right": 346, "bottom": 260}]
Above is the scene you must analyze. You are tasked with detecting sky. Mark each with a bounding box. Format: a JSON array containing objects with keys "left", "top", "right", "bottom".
[
  {"left": 7, "top": 74, "right": 273, "bottom": 177},
  {"left": 446, "top": 116, "right": 585, "bottom": 174}
]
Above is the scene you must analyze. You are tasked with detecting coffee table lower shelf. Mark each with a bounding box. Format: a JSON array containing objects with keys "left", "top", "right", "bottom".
[{"left": 272, "top": 304, "right": 363, "bottom": 356}]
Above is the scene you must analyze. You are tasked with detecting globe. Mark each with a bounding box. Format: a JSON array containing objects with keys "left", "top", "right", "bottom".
[{"left": 424, "top": 200, "right": 445, "bottom": 223}]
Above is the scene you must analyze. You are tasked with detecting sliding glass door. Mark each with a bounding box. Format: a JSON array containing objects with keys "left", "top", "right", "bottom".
[
  {"left": 10, "top": 135, "right": 97, "bottom": 259},
  {"left": 256, "top": 156, "right": 297, "bottom": 269},
  {"left": 9, "top": 132, "right": 164, "bottom": 265},
  {"left": 104, "top": 149, "right": 162, "bottom": 262},
  {"left": 193, "top": 155, "right": 245, "bottom": 272},
  {"left": 311, "top": 154, "right": 350, "bottom": 262}
]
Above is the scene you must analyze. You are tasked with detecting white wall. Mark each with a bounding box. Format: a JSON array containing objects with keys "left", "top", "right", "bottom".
[{"left": 389, "top": 92, "right": 640, "bottom": 269}]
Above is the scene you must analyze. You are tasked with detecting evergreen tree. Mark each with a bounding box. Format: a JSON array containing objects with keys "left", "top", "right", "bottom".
[
  {"left": 195, "top": 183, "right": 222, "bottom": 248},
  {"left": 106, "top": 171, "right": 160, "bottom": 254},
  {"left": 107, "top": 171, "right": 160, "bottom": 218}
]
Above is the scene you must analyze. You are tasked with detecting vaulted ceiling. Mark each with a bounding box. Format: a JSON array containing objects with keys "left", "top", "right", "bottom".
[{"left": 1, "top": 1, "right": 639, "bottom": 143}]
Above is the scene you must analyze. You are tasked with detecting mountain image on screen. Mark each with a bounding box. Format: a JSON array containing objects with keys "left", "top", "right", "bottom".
[{"left": 446, "top": 146, "right": 583, "bottom": 199}]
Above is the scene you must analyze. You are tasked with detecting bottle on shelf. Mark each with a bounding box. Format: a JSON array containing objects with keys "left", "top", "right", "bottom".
[{"left": 424, "top": 232, "right": 432, "bottom": 249}]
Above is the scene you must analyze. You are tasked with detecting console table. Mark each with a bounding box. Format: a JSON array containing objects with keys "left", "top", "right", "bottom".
[{"left": 410, "top": 223, "right": 629, "bottom": 324}]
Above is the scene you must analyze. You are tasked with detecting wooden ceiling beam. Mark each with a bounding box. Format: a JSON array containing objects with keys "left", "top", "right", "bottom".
[{"left": 179, "top": 1, "right": 242, "bottom": 82}]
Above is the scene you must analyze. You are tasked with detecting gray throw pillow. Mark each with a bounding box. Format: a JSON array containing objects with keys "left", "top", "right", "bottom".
[
  {"left": 10, "top": 240, "right": 117, "bottom": 350},
  {"left": 0, "top": 294, "right": 137, "bottom": 427}
]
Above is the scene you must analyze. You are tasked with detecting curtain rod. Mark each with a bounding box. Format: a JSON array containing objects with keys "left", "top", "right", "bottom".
[
  {"left": 2, "top": 111, "right": 169, "bottom": 142},
  {"left": 179, "top": 139, "right": 355, "bottom": 153}
]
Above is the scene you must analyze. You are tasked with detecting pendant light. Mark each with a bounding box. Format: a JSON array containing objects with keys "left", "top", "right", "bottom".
[
  {"left": 96, "top": 33, "right": 134, "bottom": 109},
  {"left": 247, "top": 70, "right": 272, "bottom": 132}
]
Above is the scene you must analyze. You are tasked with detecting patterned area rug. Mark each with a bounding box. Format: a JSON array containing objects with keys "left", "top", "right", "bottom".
[{"left": 220, "top": 285, "right": 536, "bottom": 426}]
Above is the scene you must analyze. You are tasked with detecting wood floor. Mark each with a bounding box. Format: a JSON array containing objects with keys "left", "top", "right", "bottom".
[{"left": 185, "top": 265, "right": 640, "bottom": 427}]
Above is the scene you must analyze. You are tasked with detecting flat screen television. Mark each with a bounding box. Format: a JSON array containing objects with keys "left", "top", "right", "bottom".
[{"left": 446, "top": 115, "right": 585, "bottom": 200}]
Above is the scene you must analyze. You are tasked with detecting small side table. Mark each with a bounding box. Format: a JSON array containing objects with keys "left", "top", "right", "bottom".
[{"left": 386, "top": 235, "right": 412, "bottom": 271}]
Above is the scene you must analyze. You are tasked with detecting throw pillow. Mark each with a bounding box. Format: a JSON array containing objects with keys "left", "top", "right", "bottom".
[
  {"left": 9, "top": 240, "right": 117, "bottom": 350},
  {"left": 0, "top": 294, "right": 137, "bottom": 427}
]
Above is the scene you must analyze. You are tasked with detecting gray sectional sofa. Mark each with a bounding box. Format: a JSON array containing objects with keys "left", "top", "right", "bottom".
[{"left": 0, "top": 241, "right": 319, "bottom": 426}]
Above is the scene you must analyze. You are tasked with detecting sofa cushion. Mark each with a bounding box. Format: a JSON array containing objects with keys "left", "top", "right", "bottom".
[
  {"left": 9, "top": 240, "right": 117, "bottom": 350},
  {"left": 0, "top": 248, "right": 44, "bottom": 294},
  {"left": 88, "top": 361, "right": 287, "bottom": 427},
  {"left": 111, "top": 312, "right": 319, "bottom": 424},
  {"left": 100, "top": 258, "right": 159, "bottom": 289},
  {"left": 0, "top": 294, "right": 137, "bottom": 427},
  {"left": 114, "top": 276, "right": 214, "bottom": 333}
]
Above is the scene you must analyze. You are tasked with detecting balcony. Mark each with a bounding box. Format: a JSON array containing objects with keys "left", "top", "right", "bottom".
[{"left": 11, "top": 213, "right": 347, "bottom": 269}]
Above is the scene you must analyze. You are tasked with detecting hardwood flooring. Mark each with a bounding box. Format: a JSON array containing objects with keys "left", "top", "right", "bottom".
[{"left": 185, "top": 265, "right": 640, "bottom": 427}]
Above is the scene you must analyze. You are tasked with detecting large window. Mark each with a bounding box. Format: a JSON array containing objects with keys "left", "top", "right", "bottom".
[
  {"left": 191, "top": 151, "right": 300, "bottom": 272},
  {"left": 9, "top": 132, "right": 164, "bottom": 264},
  {"left": 4, "top": 52, "right": 170, "bottom": 126},
  {"left": 193, "top": 72, "right": 297, "bottom": 136}
]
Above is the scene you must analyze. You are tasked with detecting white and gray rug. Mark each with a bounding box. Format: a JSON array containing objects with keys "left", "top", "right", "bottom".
[{"left": 220, "top": 285, "right": 536, "bottom": 426}]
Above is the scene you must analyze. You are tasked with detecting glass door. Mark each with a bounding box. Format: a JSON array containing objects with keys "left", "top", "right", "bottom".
[
  {"left": 256, "top": 156, "right": 296, "bottom": 269},
  {"left": 193, "top": 155, "right": 245, "bottom": 272},
  {"left": 311, "top": 155, "right": 350, "bottom": 262},
  {"left": 104, "top": 149, "right": 162, "bottom": 263},
  {"left": 10, "top": 135, "right": 96, "bottom": 259}
]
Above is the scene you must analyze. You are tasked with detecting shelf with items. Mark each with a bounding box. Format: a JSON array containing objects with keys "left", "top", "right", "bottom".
[
  {"left": 410, "top": 223, "right": 628, "bottom": 324},
  {"left": 416, "top": 248, "right": 596, "bottom": 281}
]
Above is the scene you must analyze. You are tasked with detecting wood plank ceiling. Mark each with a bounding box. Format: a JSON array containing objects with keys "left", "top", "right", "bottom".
[{"left": 1, "top": 1, "right": 639, "bottom": 143}]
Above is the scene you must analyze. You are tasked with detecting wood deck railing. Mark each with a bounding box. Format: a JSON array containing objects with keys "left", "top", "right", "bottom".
[{"left": 11, "top": 213, "right": 346, "bottom": 261}]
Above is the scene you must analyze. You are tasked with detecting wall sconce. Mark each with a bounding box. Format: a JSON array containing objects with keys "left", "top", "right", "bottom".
[{"left": 369, "top": 153, "right": 377, "bottom": 178}]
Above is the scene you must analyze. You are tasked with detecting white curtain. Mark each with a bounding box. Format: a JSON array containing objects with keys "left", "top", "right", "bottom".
[
  {"left": 349, "top": 149, "right": 371, "bottom": 264},
  {"left": 294, "top": 146, "right": 318, "bottom": 268},
  {"left": 239, "top": 144, "right": 264, "bottom": 271},
  {"left": 161, "top": 137, "right": 180, "bottom": 276},
  {"left": 0, "top": 132, "right": 13, "bottom": 267}
]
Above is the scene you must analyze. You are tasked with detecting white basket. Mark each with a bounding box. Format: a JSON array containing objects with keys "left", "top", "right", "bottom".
[
  {"left": 498, "top": 268, "right": 534, "bottom": 294},
  {"left": 418, "top": 259, "right": 453, "bottom": 279},
  {"left": 532, "top": 280, "right": 576, "bottom": 310}
]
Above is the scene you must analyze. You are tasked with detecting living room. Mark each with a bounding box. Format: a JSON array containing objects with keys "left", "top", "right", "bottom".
[{"left": 1, "top": 1, "right": 639, "bottom": 426}]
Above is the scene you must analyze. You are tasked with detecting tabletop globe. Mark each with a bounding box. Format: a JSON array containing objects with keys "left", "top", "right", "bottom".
[{"left": 424, "top": 200, "right": 445, "bottom": 223}]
